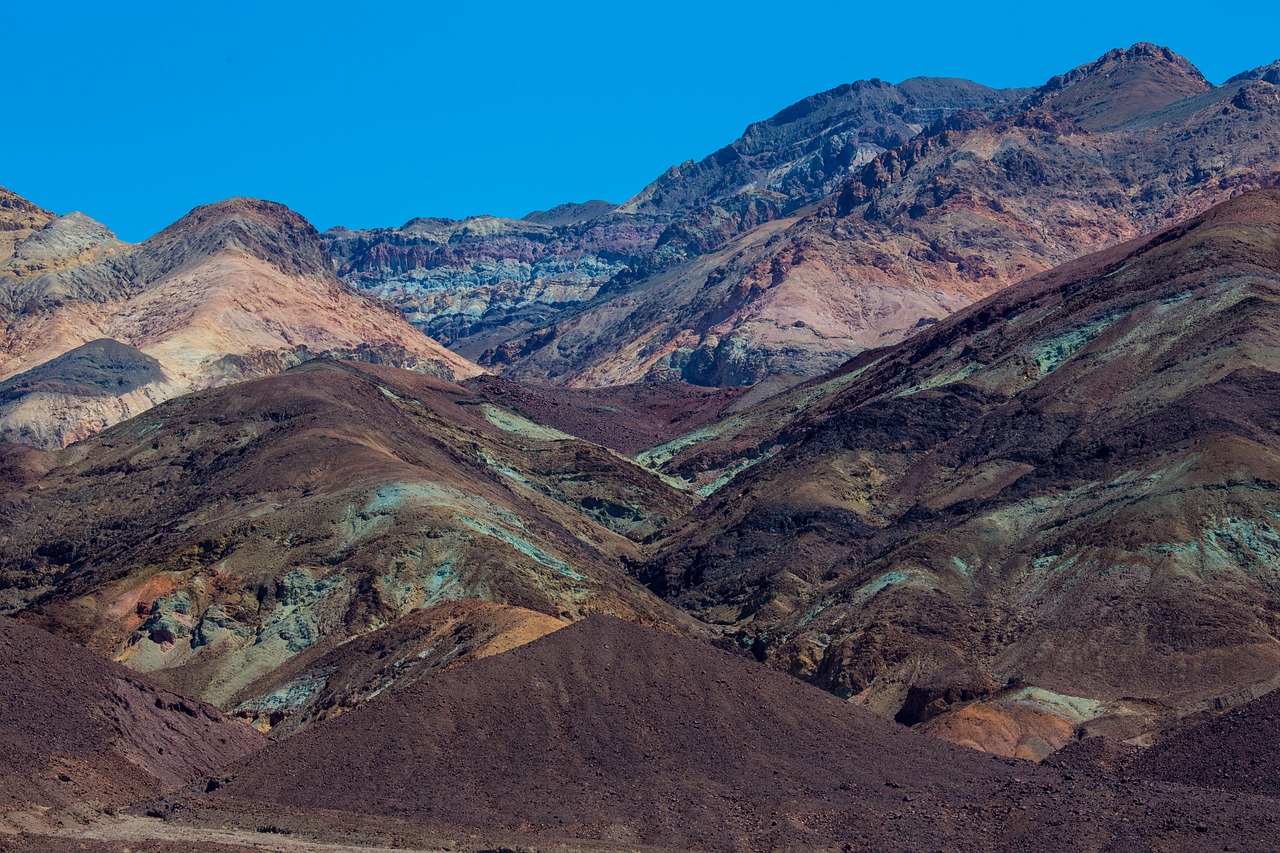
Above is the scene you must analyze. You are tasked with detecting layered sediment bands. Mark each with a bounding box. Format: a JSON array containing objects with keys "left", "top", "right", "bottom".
[
  {"left": 484, "top": 45, "right": 1280, "bottom": 388},
  {"left": 642, "top": 189, "right": 1280, "bottom": 755},
  {"left": 324, "top": 212, "right": 666, "bottom": 358},
  {"left": 0, "top": 194, "right": 482, "bottom": 448},
  {"left": 0, "top": 360, "right": 691, "bottom": 713}
]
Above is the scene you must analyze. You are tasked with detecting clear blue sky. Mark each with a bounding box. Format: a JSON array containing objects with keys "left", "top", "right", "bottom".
[{"left": 5, "top": 1, "right": 1278, "bottom": 242}]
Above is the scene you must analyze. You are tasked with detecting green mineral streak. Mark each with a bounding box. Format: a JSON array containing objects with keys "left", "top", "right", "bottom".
[
  {"left": 481, "top": 405, "right": 574, "bottom": 441},
  {"left": 1005, "top": 687, "right": 1106, "bottom": 723},
  {"left": 894, "top": 363, "right": 980, "bottom": 397},
  {"left": 851, "top": 570, "right": 922, "bottom": 604},
  {"left": 457, "top": 515, "right": 583, "bottom": 579},
  {"left": 1029, "top": 312, "right": 1120, "bottom": 376}
]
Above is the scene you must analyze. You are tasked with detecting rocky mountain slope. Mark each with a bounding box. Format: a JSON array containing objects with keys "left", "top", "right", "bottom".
[
  {"left": 158, "top": 617, "right": 1280, "bottom": 852},
  {"left": 0, "top": 191, "right": 481, "bottom": 448},
  {"left": 327, "top": 78, "right": 1020, "bottom": 359},
  {"left": 0, "top": 616, "right": 264, "bottom": 828},
  {"left": 0, "top": 359, "right": 691, "bottom": 718},
  {"left": 636, "top": 188, "right": 1280, "bottom": 759},
  {"left": 482, "top": 44, "right": 1280, "bottom": 387}
]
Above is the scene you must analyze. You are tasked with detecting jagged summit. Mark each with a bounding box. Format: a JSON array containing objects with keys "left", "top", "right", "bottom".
[
  {"left": 1027, "top": 42, "right": 1211, "bottom": 130},
  {"left": 1228, "top": 59, "right": 1280, "bottom": 86},
  {"left": 521, "top": 199, "right": 619, "bottom": 227}
]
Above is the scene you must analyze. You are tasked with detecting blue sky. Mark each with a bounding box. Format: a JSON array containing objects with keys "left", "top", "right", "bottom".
[{"left": 5, "top": 1, "right": 1278, "bottom": 241}]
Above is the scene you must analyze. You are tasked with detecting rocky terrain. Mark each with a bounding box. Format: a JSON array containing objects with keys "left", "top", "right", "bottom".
[
  {"left": 0, "top": 191, "right": 482, "bottom": 448},
  {"left": 148, "top": 617, "right": 1279, "bottom": 852},
  {"left": 326, "top": 78, "right": 1019, "bottom": 360},
  {"left": 634, "top": 188, "right": 1280, "bottom": 759},
  {"left": 0, "top": 617, "right": 264, "bottom": 830},
  {"left": 0, "top": 359, "right": 692, "bottom": 720},
  {"left": 478, "top": 44, "right": 1280, "bottom": 387},
  {"left": 5, "top": 40, "right": 1280, "bottom": 853}
]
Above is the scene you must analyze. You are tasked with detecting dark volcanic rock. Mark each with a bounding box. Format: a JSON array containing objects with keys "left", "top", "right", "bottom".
[
  {"left": 1132, "top": 687, "right": 1280, "bottom": 796},
  {"left": 0, "top": 339, "right": 165, "bottom": 403}
]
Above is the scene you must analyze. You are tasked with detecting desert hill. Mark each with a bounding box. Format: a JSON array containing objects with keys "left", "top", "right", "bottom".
[
  {"left": 0, "top": 192, "right": 481, "bottom": 448},
  {"left": 637, "top": 188, "right": 1280, "bottom": 758},
  {"left": 171, "top": 616, "right": 1280, "bottom": 851},
  {"left": 0, "top": 616, "right": 264, "bottom": 824},
  {"left": 0, "top": 359, "right": 691, "bottom": 718}
]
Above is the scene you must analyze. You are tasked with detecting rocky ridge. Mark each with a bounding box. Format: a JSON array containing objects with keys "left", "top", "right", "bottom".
[
  {"left": 637, "top": 188, "right": 1280, "bottom": 758},
  {"left": 327, "top": 78, "right": 1022, "bottom": 359},
  {"left": 480, "top": 44, "right": 1280, "bottom": 387}
]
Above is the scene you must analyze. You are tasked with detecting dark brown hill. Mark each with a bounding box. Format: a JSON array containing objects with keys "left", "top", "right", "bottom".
[
  {"left": 185, "top": 617, "right": 1280, "bottom": 852},
  {"left": 463, "top": 373, "right": 747, "bottom": 454},
  {"left": 0, "top": 360, "right": 691, "bottom": 718},
  {"left": 1023, "top": 42, "right": 1210, "bottom": 131},
  {"left": 0, "top": 616, "right": 264, "bottom": 819},
  {"left": 1131, "top": 687, "right": 1280, "bottom": 796},
  {"left": 640, "top": 189, "right": 1280, "bottom": 757}
]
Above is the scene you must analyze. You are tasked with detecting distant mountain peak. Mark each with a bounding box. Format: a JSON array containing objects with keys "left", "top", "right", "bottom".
[
  {"left": 143, "top": 196, "right": 335, "bottom": 280},
  {"left": 1227, "top": 59, "right": 1280, "bottom": 86},
  {"left": 1028, "top": 43, "right": 1211, "bottom": 131}
]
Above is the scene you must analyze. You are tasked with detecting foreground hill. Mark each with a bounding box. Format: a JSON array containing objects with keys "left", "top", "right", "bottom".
[
  {"left": 637, "top": 188, "right": 1280, "bottom": 757},
  {"left": 483, "top": 44, "right": 1280, "bottom": 387},
  {"left": 0, "top": 360, "right": 691, "bottom": 716},
  {"left": 154, "top": 616, "right": 1280, "bottom": 851},
  {"left": 0, "top": 192, "right": 481, "bottom": 448},
  {"left": 0, "top": 617, "right": 264, "bottom": 826}
]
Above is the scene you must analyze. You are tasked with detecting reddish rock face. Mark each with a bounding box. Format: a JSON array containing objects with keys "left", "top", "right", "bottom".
[
  {"left": 0, "top": 616, "right": 265, "bottom": 814},
  {"left": 640, "top": 189, "right": 1280, "bottom": 753}
]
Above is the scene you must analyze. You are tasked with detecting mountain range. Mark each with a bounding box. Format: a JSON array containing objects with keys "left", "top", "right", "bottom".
[{"left": 3, "top": 42, "right": 1280, "bottom": 851}]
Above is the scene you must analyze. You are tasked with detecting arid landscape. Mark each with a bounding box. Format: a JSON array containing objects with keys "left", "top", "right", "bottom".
[{"left": 4, "top": 37, "right": 1280, "bottom": 852}]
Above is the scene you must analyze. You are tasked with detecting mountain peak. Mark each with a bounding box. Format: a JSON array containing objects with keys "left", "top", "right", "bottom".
[
  {"left": 142, "top": 196, "right": 335, "bottom": 280},
  {"left": 1227, "top": 59, "right": 1280, "bottom": 86},
  {"left": 0, "top": 187, "right": 57, "bottom": 260},
  {"left": 1029, "top": 43, "right": 1210, "bottom": 131}
]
